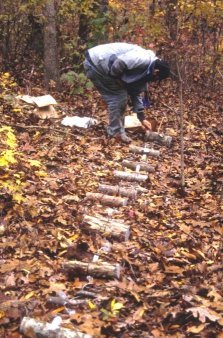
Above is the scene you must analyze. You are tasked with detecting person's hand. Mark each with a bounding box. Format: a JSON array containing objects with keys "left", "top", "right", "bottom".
[{"left": 141, "top": 119, "right": 152, "bottom": 131}]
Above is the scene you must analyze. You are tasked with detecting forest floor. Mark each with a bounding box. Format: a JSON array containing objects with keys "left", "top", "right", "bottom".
[{"left": 0, "top": 77, "right": 223, "bottom": 338}]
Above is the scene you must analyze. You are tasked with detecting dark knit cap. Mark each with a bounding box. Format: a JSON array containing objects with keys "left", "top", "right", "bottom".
[{"left": 154, "top": 59, "right": 170, "bottom": 81}]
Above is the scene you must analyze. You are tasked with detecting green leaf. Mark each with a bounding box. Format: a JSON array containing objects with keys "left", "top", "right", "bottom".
[
  {"left": 111, "top": 299, "right": 124, "bottom": 312},
  {"left": 28, "top": 160, "right": 41, "bottom": 167}
]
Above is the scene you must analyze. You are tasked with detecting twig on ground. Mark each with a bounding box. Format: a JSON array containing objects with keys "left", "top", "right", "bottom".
[
  {"left": 0, "top": 119, "right": 75, "bottom": 137},
  {"left": 157, "top": 117, "right": 165, "bottom": 133},
  {"left": 217, "top": 67, "right": 223, "bottom": 80}
]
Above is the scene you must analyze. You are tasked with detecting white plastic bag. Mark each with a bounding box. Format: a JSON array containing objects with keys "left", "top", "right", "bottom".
[{"left": 61, "top": 116, "right": 98, "bottom": 128}]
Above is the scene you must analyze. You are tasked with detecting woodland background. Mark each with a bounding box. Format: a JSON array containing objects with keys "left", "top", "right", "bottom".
[{"left": 0, "top": 1, "right": 223, "bottom": 337}]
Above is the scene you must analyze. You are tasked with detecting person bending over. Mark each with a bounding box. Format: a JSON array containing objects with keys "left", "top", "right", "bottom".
[{"left": 84, "top": 42, "right": 170, "bottom": 143}]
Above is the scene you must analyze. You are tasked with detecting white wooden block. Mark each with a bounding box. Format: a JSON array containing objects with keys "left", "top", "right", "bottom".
[{"left": 124, "top": 114, "right": 141, "bottom": 129}]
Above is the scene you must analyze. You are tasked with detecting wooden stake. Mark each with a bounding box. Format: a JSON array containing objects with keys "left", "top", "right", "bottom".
[
  {"left": 86, "top": 192, "right": 128, "bottom": 206},
  {"left": 82, "top": 214, "right": 130, "bottom": 241},
  {"left": 63, "top": 260, "right": 121, "bottom": 279},
  {"left": 122, "top": 160, "right": 155, "bottom": 173},
  {"left": 20, "top": 317, "right": 92, "bottom": 338},
  {"left": 98, "top": 184, "right": 137, "bottom": 199},
  {"left": 129, "top": 145, "right": 160, "bottom": 157},
  {"left": 145, "top": 130, "right": 172, "bottom": 147},
  {"left": 114, "top": 170, "right": 148, "bottom": 182}
]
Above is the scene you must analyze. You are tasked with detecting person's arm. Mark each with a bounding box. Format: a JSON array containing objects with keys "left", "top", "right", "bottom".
[
  {"left": 109, "top": 49, "right": 156, "bottom": 78},
  {"left": 109, "top": 59, "right": 127, "bottom": 78},
  {"left": 130, "top": 94, "right": 151, "bottom": 130}
]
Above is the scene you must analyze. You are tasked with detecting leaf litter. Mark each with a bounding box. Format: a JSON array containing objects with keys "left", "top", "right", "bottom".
[{"left": 0, "top": 81, "right": 222, "bottom": 337}]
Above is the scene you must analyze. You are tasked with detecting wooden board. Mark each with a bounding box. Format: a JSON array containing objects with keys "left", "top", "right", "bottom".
[
  {"left": 32, "top": 95, "right": 57, "bottom": 107},
  {"left": 18, "top": 94, "right": 57, "bottom": 107},
  {"left": 124, "top": 114, "right": 141, "bottom": 129}
]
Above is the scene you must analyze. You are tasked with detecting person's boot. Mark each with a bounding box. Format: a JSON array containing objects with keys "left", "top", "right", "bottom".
[{"left": 114, "top": 132, "right": 132, "bottom": 144}]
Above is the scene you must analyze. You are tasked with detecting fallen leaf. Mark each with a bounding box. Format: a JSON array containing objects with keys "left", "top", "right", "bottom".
[
  {"left": 187, "top": 324, "right": 207, "bottom": 333},
  {"left": 111, "top": 299, "right": 124, "bottom": 312},
  {"left": 50, "top": 306, "right": 65, "bottom": 314},
  {"left": 0, "top": 311, "right": 5, "bottom": 319},
  {"left": 132, "top": 306, "right": 145, "bottom": 321},
  {"left": 164, "top": 265, "right": 184, "bottom": 274},
  {"left": 88, "top": 300, "right": 96, "bottom": 310},
  {"left": 5, "top": 273, "right": 16, "bottom": 287},
  {"left": 186, "top": 306, "right": 221, "bottom": 323},
  {"left": 24, "top": 291, "right": 35, "bottom": 300}
]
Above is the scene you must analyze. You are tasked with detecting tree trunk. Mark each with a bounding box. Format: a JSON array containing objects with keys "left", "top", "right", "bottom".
[
  {"left": 43, "top": 0, "right": 60, "bottom": 90},
  {"left": 164, "top": 0, "right": 178, "bottom": 40}
]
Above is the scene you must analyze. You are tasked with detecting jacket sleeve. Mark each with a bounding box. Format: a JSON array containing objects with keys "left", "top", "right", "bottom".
[
  {"left": 129, "top": 94, "right": 145, "bottom": 122},
  {"left": 110, "top": 49, "right": 157, "bottom": 79},
  {"left": 109, "top": 59, "right": 127, "bottom": 77}
]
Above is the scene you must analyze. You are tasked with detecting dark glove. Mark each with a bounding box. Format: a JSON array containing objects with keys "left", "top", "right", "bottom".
[
  {"left": 142, "top": 97, "right": 151, "bottom": 108},
  {"left": 142, "top": 90, "right": 151, "bottom": 108},
  {"left": 137, "top": 109, "right": 145, "bottom": 122}
]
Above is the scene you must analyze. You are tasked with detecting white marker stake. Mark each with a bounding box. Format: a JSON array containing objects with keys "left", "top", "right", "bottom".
[{"left": 136, "top": 164, "right": 141, "bottom": 172}]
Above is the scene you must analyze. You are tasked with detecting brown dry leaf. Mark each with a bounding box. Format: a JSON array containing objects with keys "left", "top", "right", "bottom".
[
  {"left": 0, "top": 242, "right": 17, "bottom": 249},
  {"left": 149, "top": 290, "right": 171, "bottom": 298},
  {"left": 69, "top": 313, "right": 102, "bottom": 336},
  {"left": 22, "top": 291, "right": 35, "bottom": 300},
  {"left": 178, "top": 223, "right": 191, "bottom": 234},
  {"left": 186, "top": 306, "right": 221, "bottom": 323},
  {"left": 164, "top": 265, "right": 184, "bottom": 274},
  {"left": 207, "top": 288, "right": 223, "bottom": 302},
  {"left": 179, "top": 249, "right": 197, "bottom": 260},
  {"left": 192, "top": 249, "right": 206, "bottom": 260},
  {"left": 87, "top": 145, "right": 102, "bottom": 152},
  {"left": 132, "top": 306, "right": 145, "bottom": 321},
  {"left": 0, "top": 260, "right": 20, "bottom": 273},
  {"left": 125, "top": 306, "right": 145, "bottom": 326},
  {"left": 166, "top": 128, "right": 177, "bottom": 136},
  {"left": 5, "top": 273, "right": 16, "bottom": 287},
  {"left": 56, "top": 216, "right": 68, "bottom": 225},
  {"left": 218, "top": 318, "right": 223, "bottom": 326},
  {"left": 130, "top": 291, "right": 141, "bottom": 303},
  {"left": 47, "top": 282, "right": 67, "bottom": 293},
  {"left": 50, "top": 306, "right": 65, "bottom": 314},
  {"left": 194, "top": 295, "right": 223, "bottom": 312},
  {"left": 0, "top": 300, "right": 33, "bottom": 320},
  {"left": 72, "top": 278, "right": 85, "bottom": 289},
  {"left": 148, "top": 262, "right": 159, "bottom": 272},
  {"left": 151, "top": 329, "right": 167, "bottom": 338},
  {"left": 187, "top": 324, "right": 207, "bottom": 334},
  {"left": 0, "top": 311, "right": 5, "bottom": 319}
]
